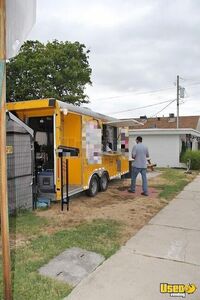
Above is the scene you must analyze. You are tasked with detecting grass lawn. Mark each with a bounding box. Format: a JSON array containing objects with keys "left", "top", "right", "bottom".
[
  {"left": 151, "top": 168, "right": 194, "bottom": 200},
  {"left": 1, "top": 219, "right": 122, "bottom": 300},
  {"left": 0, "top": 168, "right": 197, "bottom": 299}
]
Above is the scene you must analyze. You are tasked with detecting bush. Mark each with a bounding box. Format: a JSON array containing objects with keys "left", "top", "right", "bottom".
[
  {"left": 180, "top": 141, "right": 187, "bottom": 161},
  {"left": 182, "top": 150, "right": 200, "bottom": 170}
]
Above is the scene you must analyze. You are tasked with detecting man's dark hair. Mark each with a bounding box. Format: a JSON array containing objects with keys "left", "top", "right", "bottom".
[{"left": 136, "top": 136, "right": 142, "bottom": 142}]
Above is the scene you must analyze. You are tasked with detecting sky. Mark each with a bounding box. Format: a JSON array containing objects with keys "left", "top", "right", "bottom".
[{"left": 29, "top": 0, "right": 200, "bottom": 118}]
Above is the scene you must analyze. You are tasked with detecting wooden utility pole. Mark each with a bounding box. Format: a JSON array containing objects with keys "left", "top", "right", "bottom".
[
  {"left": 176, "top": 75, "right": 180, "bottom": 128},
  {"left": 0, "top": 0, "right": 12, "bottom": 299}
]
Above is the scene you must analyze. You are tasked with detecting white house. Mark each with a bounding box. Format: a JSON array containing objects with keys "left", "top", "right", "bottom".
[
  {"left": 128, "top": 115, "right": 200, "bottom": 168},
  {"left": 129, "top": 128, "right": 200, "bottom": 168}
]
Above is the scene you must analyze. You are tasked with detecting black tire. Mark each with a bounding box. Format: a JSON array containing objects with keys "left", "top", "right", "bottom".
[
  {"left": 99, "top": 172, "right": 109, "bottom": 192},
  {"left": 86, "top": 174, "right": 99, "bottom": 197}
]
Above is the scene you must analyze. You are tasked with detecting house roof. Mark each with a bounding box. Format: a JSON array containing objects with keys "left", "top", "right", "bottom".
[
  {"left": 130, "top": 115, "right": 200, "bottom": 130},
  {"left": 129, "top": 128, "right": 200, "bottom": 137}
]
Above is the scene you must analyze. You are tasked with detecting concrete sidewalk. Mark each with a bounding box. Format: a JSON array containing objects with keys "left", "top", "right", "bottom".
[{"left": 65, "top": 175, "right": 200, "bottom": 300}]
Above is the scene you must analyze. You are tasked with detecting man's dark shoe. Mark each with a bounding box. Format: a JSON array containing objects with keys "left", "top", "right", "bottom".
[
  {"left": 141, "top": 192, "right": 148, "bottom": 196},
  {"left": 128, "top": 189, "right": 135, "bottom": 193}
]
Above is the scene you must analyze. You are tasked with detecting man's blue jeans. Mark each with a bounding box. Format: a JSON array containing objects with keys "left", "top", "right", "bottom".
[{"left": 130, "top": 167, "right": 148, "bottom": 194}]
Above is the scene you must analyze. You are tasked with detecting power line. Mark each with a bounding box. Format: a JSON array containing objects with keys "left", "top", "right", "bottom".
[
  {"left": 93, "top": 86, "right": 175, "bottom": 102},
  {"left": 89, "top": 79, "right": 200, "bottom": 116},
  {"left": 180, "top": 76, "right": 200, "bottom": 82},
  {"left": 110, "top": 99, "right": 176, "bottom": 115},
  {"left": 90, "top": 81, "right": 200, "bottom": 103},
  {"left": 186, "top": 82, "right": 200, "bottom": 88},
  {"left": 179, "top": 77, "right": 200, "bottom": 88},
  {"left": 150, "top": 99, "right": 176, "bottom": 117}
]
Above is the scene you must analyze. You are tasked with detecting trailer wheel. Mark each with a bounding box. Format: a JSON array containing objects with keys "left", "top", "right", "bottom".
[
  {"left": 86, "top": 175, "right": 99, "bottom": 197},
  {"left": 99, "top": 172, "right": 109, "bottom": 192}
]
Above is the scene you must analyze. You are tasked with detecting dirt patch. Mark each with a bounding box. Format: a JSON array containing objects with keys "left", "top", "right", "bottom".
[
  {"left": 36, "top": 175, "right": 166, "bottom": 244},
  {"left": 1, "top": 171, "right": 196, "bottom": 256}
]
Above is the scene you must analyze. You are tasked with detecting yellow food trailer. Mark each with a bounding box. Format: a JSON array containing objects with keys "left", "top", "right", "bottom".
[{"left": 7, "top": 99, "right": 140, "bottom": 202}]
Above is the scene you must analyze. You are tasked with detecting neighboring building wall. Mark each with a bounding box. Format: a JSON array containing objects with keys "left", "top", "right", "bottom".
[
  {"left": 129, "top": 134, "right": 181, "bottom": 168},
  {"left": 196, "top": 118, "right": 200, "bottom": 131}
]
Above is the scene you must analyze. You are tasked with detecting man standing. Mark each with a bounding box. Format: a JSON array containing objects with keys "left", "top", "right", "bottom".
[{"left": 128, "top": 136, "right": 150, "bottom": 196}]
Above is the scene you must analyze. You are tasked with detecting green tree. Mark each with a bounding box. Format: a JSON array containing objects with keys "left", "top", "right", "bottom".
[{"left": 6, "top": 40, "right": 92, "bottom": 105}]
